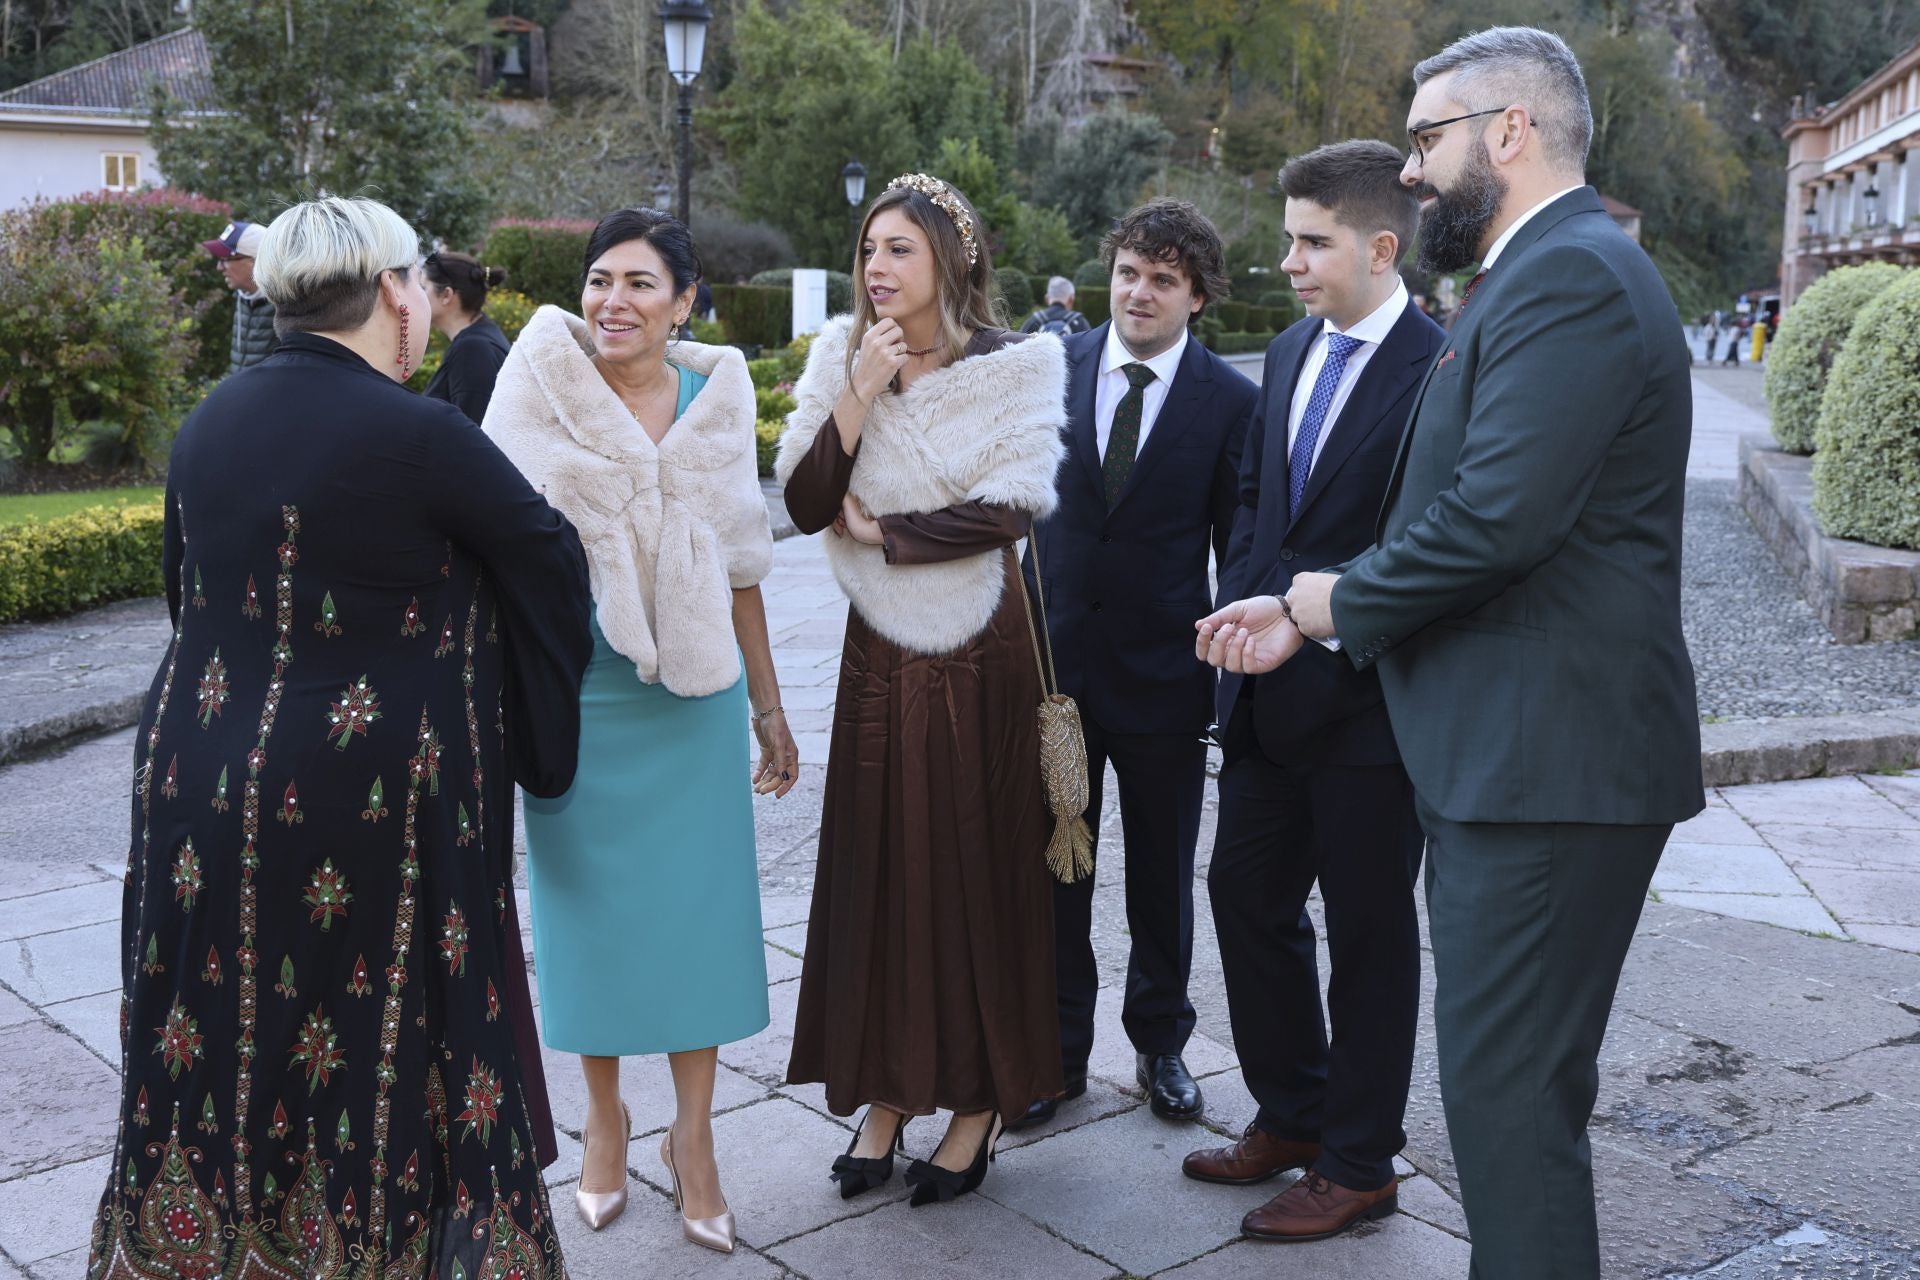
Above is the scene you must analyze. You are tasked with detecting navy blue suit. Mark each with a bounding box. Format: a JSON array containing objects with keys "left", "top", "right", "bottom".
[
  {"left": 1028, "top": 322, "right": 1256, "bottom": 1071},
  {"left": 1209, "top": 298, "right": 1443, "bottom": 1192}
]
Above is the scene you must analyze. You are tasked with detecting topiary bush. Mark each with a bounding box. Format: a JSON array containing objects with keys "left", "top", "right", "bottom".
[
  {"left": 1215, "top": 300, "right": 1249, "bottom": 331},
  {"left": 1078, "top": 291, "right": 1110, "bottom": 328},
  {"left": 1811, "top": 269, "right": 1920, "bottom": 550},
  {"left": 0, "top": 500, "right": 166, "bottom": 621},
  {"left": 997, "top": 268, "right": 1034, "bottom": 321},
  {"left": 1765, "top": 263, "right": 1905, "bottom": 454},
  {"left": 1074, "top": 257, "right": 1110, "bottom": 288},
  {"left": 712, "top": 284, "right": 791, "bottom": 348},
  {"left": 1258, "top": 290, "right": 1292, "bottom": 309},
  {"left": 483, "top": 219, "right": 596, "bottom": 309}
]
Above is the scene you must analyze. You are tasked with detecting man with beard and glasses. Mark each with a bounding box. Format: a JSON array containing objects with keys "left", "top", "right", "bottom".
[{"left": 1196, "top": 25, "right": 1700, "bottom": 1279}]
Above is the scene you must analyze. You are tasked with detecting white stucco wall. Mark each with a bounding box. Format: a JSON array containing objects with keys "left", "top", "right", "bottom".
[{"left": 0, "top": 117, "right": 163, "bottom": 208}]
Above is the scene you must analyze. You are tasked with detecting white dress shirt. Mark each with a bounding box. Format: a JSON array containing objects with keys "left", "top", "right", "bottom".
[
  {"left": 1285, "top": 280, "right": 1409, "bottom": 477},
  {"left": 1094, "top": 323, "right": 1188, "bottom": 462},
  {"left": 1481, "top": 184, "right": 1584, "bottom": 270}
]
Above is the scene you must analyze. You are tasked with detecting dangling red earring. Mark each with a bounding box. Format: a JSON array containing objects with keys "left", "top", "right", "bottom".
[{"left": 396, "top": 304, "right": 412, "bottom": 378}]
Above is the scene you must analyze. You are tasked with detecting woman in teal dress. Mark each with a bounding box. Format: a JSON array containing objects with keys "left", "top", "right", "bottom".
[{"left": 482, "top": 208, "right": 798, "bottom": 1256}]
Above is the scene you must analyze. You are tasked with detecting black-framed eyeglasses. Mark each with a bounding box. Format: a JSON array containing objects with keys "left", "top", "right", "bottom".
[{"left": 1407, "top": 108, "right": 1516, "bottom": 165}]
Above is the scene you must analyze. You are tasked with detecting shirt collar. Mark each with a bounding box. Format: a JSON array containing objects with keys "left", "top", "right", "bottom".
[
  {"left": 1320, "top": 279, "right": 1408, "bottom": 347},
  {"left": 1482, "top": 184, "right": 1585, "bottom": 270},
  {"left": 1102, "top": 320, "right": 1189, "bottom": 384}
]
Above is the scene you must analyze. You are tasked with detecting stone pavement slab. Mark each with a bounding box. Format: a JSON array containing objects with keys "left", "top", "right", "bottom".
[
  {"left": 1687, "top": 1221, "right": 1920, "bottom": 1279},
  {"left": 0, "top": 1153, "right": 108, "bottom": 1267},
  {"left": 769, "top": 1192, "right": 1123, "bottom": 1280},
  {"left": 0, "top": 1021, "right": 117, "bottom": 1181},
  {"left": 1155, "top": 1217, "right": 1473, "bottom": 1279}
]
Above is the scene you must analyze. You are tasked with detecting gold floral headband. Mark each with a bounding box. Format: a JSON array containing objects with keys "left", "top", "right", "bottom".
[{"left": 885, "top": 172, "right": 979, "bottom": 267}]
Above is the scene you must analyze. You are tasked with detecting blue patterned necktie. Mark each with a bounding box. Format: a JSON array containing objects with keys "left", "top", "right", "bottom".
[{"left": 1288, "top": 332, "right": 1364, "bottom": 519}]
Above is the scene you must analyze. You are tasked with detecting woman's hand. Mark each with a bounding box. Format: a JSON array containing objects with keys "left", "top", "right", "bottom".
[
  {"left": 751, "top": 709, "right": 799, "bottom": 798},
  {"left": 850, "top": 319, "right": 910, "bottom": 406},
  {"left": 837, "top": 494, "right": 885, "bottom": 545}
]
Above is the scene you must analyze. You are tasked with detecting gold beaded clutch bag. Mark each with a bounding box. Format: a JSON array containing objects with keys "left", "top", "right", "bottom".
[{"left": 1018, "top": 525, "right": 1094, "bottom": 884}]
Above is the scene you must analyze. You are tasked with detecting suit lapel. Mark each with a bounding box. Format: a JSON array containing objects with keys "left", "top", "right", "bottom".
[
  {"left": 1373, "top": 188, "right": 1605, "bottom": 536},
  {"left": 1112, "top": 334, "right": 1209, "bottom": 510},
  {"left": 1265, "top": 321, "right": 1318, "bottom": 518},
  {"left": 1287, "top": 302, "right": 1427, "bottom": 532},
  {"left": 1066, "top": 325, "right": 1105, "bottom": 500}
]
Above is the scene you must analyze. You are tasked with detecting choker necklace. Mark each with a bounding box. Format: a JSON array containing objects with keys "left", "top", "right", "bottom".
[{"left": 904, "top": 344, "right": 937, "bottom": 357}]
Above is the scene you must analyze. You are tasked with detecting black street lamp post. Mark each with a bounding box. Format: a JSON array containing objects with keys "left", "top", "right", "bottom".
[
  {"left": 842, "top": 159, "right": 867, "bottom": 231},
  {"left": 1864, "top": 181, "right": 1882, "bottom": 227},
  {"left": 658, "top": 0, "right": 714, "bottom": 226}
]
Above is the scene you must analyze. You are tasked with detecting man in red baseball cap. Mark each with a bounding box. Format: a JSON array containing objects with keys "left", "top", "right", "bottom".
[{"left": 202, "top": 219, "right": 278, "bottom": 374}]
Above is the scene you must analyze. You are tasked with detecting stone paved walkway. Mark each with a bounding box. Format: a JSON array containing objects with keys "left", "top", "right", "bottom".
[{"left": 4, "top": 526, "right": 1919, "bottom": 1277}]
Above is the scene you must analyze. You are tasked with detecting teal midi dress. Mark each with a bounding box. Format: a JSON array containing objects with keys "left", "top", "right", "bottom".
[{"left": 524, "top": 367, "right": 771, "bottom": 1056}]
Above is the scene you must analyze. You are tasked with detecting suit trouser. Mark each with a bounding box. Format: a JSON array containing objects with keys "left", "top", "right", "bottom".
[
  {"left": 1052, "top": 714, "right": 1205, "bottom": 1071},
  {"left": 1209, "top": 743, "right": 1424, "bottom": 1192},
  {"left": 1417, "top": 797, "right": 1668, "bottom": 1280}
]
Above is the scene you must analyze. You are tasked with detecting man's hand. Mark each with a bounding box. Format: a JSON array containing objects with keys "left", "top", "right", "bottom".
[
  {"left": 1284, "top": 572, "right": 1339, "bottom": 640},
  {"left": 1195, "top": 596, "right": 1305, "bottom": 674}
]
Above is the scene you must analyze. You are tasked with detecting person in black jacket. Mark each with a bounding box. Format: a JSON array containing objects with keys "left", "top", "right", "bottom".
[
  {"left": 1184, "top": 141, "right": 1444, "bottom": 1242},
  {"left": 424, "top": 250, "right": 512, "bottom": 423},
  {"left": 1018, "top": 199, "right": 1257, "bottom": 1131},
  {"left": 1020, "top": 276, "right": 1092, "bottom": 337}
]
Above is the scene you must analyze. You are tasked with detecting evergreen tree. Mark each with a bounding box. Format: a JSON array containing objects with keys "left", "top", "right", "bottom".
[{"left": 150, "top": 0, "right": 491, "bottom": 244}]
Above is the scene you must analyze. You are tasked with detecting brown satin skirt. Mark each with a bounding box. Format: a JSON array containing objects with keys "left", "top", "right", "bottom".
[{"left": 786, "top": 550, "right": 1064, "bottom": 1119}]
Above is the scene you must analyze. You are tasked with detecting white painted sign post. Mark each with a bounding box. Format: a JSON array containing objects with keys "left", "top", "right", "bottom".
[{"left": 792, "top": 268, "right": 829, "bottom": 338}]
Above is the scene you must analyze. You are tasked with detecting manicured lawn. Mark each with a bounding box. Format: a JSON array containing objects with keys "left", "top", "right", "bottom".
[{"left": 0, "top": 486, "right": 164, "bottom": 526}]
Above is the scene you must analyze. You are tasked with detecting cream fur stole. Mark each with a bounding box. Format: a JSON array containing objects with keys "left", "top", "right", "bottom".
[
  {"left": 775, "top": 315, "right": 1067, "bottom": 655},
  {"left": 483, "top": 306, "right": 772, "bottom": 697}
]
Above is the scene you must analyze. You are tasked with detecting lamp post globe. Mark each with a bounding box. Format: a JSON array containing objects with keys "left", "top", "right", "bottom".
[
  {"left": 658, "top": 0, "right": 714, "bottom": 225},
  {"left": 842, "top": 159, "right": 867, "bottom": 209},
  {"left": 1864, "top": 183, "right": 1881, "bottom": 228}
]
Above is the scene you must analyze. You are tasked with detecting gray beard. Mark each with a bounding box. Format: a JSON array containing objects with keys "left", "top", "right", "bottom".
[{"left": 1417, "top": 147, "right": 1507, "bottom": 275}]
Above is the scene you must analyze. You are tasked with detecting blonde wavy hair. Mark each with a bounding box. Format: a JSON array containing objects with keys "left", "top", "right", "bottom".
[{"left": 845, "top": 180, "right": 1001, "bottom": 385}]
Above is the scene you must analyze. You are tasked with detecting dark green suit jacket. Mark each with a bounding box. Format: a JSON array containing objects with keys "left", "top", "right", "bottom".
[{"left": 1330, "top": 188, "right": 1703, "bottom": 825}]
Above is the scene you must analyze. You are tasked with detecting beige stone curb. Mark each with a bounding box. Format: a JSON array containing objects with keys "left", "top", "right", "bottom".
[{"left": 1701, "top": 707, "right": 1920, "bottom": 788}]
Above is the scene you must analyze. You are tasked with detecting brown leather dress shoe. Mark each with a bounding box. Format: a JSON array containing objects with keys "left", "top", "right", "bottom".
[
  {"left": 1241, "top": 1170, "right": 1398, "bottom": 1242},
  {"left": 1181, "top": 1123, "right": 1321, "bottom": 1186}
]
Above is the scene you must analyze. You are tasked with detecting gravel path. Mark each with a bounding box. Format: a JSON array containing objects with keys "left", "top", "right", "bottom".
[{"left": 1685, "top": 477, "right": 1920, "bottom": 721}]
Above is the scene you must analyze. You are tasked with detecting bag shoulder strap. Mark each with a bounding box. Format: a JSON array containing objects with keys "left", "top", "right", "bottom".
[{"left": 1018, "top": 522, "right": 1062, "bottom": 697}]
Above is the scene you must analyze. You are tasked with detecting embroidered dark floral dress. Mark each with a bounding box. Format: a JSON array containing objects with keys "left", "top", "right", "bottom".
[{"left": 90, "top": 334, "right": 592, "bottom": 1280}]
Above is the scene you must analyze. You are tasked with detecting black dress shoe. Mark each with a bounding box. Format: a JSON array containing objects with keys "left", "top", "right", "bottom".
[
  {"left": 1137, "top": 1053, "right": 1203, "bottom": 1120},
  {"left": 1007, "top": 1072, "right": 1086, "bottom": 1131}
]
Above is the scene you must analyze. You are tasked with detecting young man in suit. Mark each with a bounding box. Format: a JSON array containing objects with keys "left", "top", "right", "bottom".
[
  {"left": 1017, "top": 200, "right": 1258, "bottom": 1128},
  {"left": 1180, "top": 141, "right": 1444, "bottom": 1242},
  {"left": 1202, "top": 28, "right": 1702, "bottom": 1277}
]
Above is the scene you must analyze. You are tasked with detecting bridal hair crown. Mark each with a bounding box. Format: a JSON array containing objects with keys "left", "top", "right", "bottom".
[{"left": 885, "top": 173, "right": 979, "bottom": 267}]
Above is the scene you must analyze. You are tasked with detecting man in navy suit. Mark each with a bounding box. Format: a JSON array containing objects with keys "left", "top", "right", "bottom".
[
  {"left": 1016, "top": 199, "right": 1257, "bottom": 1128},
  {"left": 1180, "top": 141, "right": 1444, "bottom": 1242}
]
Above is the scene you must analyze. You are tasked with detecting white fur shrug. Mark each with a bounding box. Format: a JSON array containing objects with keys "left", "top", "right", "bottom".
[
  {"left": 483, "top": 306, "right": 771, "bottom": 697},
  {"left": 775, "top": 316, "right": 1067, "bottom": 655}
]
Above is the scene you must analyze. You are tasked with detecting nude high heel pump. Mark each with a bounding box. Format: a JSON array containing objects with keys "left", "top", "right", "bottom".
[
  {"left": 575, "top": 1103, "right": 631, "bottom": 1230},
  {"left": 661, "top": 1126, "right": 736, "bottom": 1254}
]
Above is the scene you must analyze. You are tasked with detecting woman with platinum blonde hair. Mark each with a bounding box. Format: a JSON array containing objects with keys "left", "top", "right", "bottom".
[
  {"left": 89, "top": 194, "right": 592, "bottom": 1280},
  {"left": 777, "top": 174, "right": 1068, "bottom": 1208}
]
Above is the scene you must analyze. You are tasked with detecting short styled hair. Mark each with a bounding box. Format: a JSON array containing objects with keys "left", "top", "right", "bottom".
[
  {"left": 256, "top": 195, "right": 420, "bottom": 335},
  {"left": 1278, "top": 140, "right": 1419, "bottom": 259},
  {"left": 1412, "top": 26, "right": 1593, "bottom": 173},
  {"left": 1045, "top": 275, "right": 1075, "bottom": 303},
  {"left": 1099, "top": 198, "right": 1230, "bottom": 318}
]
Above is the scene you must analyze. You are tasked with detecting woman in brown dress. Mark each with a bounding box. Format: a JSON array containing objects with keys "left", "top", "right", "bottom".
[{"left": 776, "top": 175, "right": 1068, "bottom": 1206}]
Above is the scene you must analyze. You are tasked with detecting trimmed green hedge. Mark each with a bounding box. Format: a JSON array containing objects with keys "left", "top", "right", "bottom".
[
  {"left": 0, "top": 501, "right": 165, "bottom": 621},
  {"left": 1210, "top": 331, "right": 1275, "bottom": 355},
  {"left": 1764, "top": 263, "right": 1905, "bottom": 454},
  {"left": 713, "top": 284, "right": 791, "bottom": 348},
  {"left": 997, "top": 269, "right": 1034, "bottom": 321},
  {"left": 1811, "top": 270, "right": 1920, "bottom": 549},
  {"left": 1215, "top": 301, "right": 1249, "bottom": 331},
  {"left": 483, "top": 220, "right": 595, "bottom": 309},
  {"left": 1079, "top": 292, "right": 1110, "bottom": 328}
]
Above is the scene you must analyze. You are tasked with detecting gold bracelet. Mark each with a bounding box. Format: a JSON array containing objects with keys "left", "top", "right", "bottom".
[{"left": 753, "top": 705, "right": 784, "bottom": 722}]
